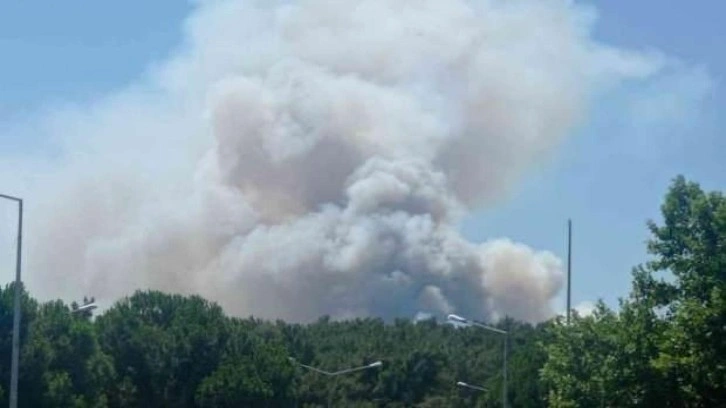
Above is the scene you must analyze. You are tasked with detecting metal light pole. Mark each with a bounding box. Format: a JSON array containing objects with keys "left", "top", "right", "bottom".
[
  {"left": 288, "top": 358, "right": 382, "bottom": 407},
  {"left": 448, "top": 314, "right": 508, "bottom": 408},
  {"left": 1, "top": 194, "right": 22, "bottom": 408},
  {"left": 567, "top": 219, "right": 572, "bottom": 325}
]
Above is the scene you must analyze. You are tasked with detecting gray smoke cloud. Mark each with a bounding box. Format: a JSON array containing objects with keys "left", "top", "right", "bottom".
[{"left": 1, "top": 0, "right": 663, "bottom": 322}]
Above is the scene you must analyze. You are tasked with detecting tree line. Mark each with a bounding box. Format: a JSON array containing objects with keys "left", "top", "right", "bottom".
[{"left": 0, "top": 175, "right": 722, "bottom": 407}]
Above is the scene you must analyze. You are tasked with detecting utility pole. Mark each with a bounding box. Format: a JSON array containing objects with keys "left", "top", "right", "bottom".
[
  {"left": 566, "top": 219, "right": 572, "bottom": 325},
  {"left": 1, "top": 194, "right": 23, "bottom": 408}
]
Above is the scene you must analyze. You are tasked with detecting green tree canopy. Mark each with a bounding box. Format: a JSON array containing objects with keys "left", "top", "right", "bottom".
[{"left": 542, "top": 176, "right": 726, "bottom": 407}]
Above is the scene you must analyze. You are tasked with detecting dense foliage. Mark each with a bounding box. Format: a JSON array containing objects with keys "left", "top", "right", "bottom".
[
  {"left": 542, "top": 176, "right": 726, "bottom": 407},
  {"left": 0, "top": 175, "right": 722, "bottom": 407},
  {"left": 0, "top": 288, "right": 542, "bottom": 407}
]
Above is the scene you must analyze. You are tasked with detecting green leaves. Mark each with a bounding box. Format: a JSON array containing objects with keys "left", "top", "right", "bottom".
[
  {"left": 0, "top": 288, "right": 549, "bottom": 407},
  {"left": 646, "top": 176, "right": 726, "bottom": 405},
  {"left": 543, "top": 175, "right": 726, "bottom": 407},
  {"left": 95, "top": 291, "right": 231, "bottom": 407},
  {"left": 196, "top": 323, "right": 296, "bottom": 407}
]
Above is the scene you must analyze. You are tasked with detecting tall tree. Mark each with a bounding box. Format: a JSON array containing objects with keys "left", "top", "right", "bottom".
[
  {"left": 95, "top": 291, "right": 230, "bottom": 408},
  {"left": 18, "top": 300, "right": 114, "bottom": 407},
  {"left": 645, "top": 176, "right": 726, "bottom": 406},
  {"left": 542, "top": 176, "right": 726, "bottom": 407}
]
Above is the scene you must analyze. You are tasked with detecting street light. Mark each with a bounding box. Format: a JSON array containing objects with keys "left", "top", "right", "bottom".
[
  {"left": 288, "top": 358, "right": 383, "bottom": 407},
  {"left": 288, "top": 358, "right": 383, "bottom": 376},
  {"left": 71, "top": 299, "right": 98, "bottom": 317},
  {"left": 448, "top": 314, "right": 508, "bottom": 408},
  {"left": 71, "top": 303, "right": 98, "bottom": 313},
  {"left": 457, "top": 381, "right": 488, "bottom": 392},
  {"left": 1, "top": 193, "right": 22, "bottom": 408},
  {"left": 448, "top": 314, "right": 507, "bottom": 334},
  {"left": 71, "top": 296, "right": 98, "bottom": 314}
]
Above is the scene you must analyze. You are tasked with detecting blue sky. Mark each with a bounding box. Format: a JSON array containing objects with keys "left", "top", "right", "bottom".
[
  {"left": 464, "top": 0, "right": 725, "bottom": 310},
  {"left": 1, "top": 1, "right": 724, "bottom": 313}
]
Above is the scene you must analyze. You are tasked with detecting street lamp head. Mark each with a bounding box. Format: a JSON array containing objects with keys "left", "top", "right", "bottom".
[
  {"left": 447, "top": 314, "right": 468, "bottom": 324},
  {"left": 368, "top": 361, "right": 383, "bottom": 368},
  {"left": 457, "top": 381, "right": 489, "bottom": 392},
  {"left": 72, "top": 303, "right": 98, "bottom": 313}
]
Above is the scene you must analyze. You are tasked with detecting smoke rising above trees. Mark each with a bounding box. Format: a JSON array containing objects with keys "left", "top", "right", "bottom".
[{"left": 2, "top": 0, "right": 666, "bottom": 321}]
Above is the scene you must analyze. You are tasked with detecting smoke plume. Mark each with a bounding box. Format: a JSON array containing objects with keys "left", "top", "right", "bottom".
[{"left": 2, "top": 0, "right": 662, "bottom": 322}]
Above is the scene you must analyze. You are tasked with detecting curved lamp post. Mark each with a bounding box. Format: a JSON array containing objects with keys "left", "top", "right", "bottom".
[
  {"left": 288, "top": 358, "right": 382, "bottom": 376},
  {"left": 288, "top": 358, "right": 382, "bottom": 407},
  {"left": 448, "top": 314, "right": 508, "bottom": 408}
]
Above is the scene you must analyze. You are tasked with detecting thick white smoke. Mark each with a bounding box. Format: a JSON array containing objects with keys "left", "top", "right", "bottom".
[{"left": 2, "top": 0, "right": 662, "bottom": 322}]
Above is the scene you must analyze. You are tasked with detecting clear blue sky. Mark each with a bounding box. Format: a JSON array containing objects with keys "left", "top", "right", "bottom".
[{"left": 1, "top": 1, "right": 724, "bottom": 311}]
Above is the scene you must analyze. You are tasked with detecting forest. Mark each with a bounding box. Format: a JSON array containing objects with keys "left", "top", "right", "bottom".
[{"left": 0, "top": 175, "right": 723, "bottom": 407}]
